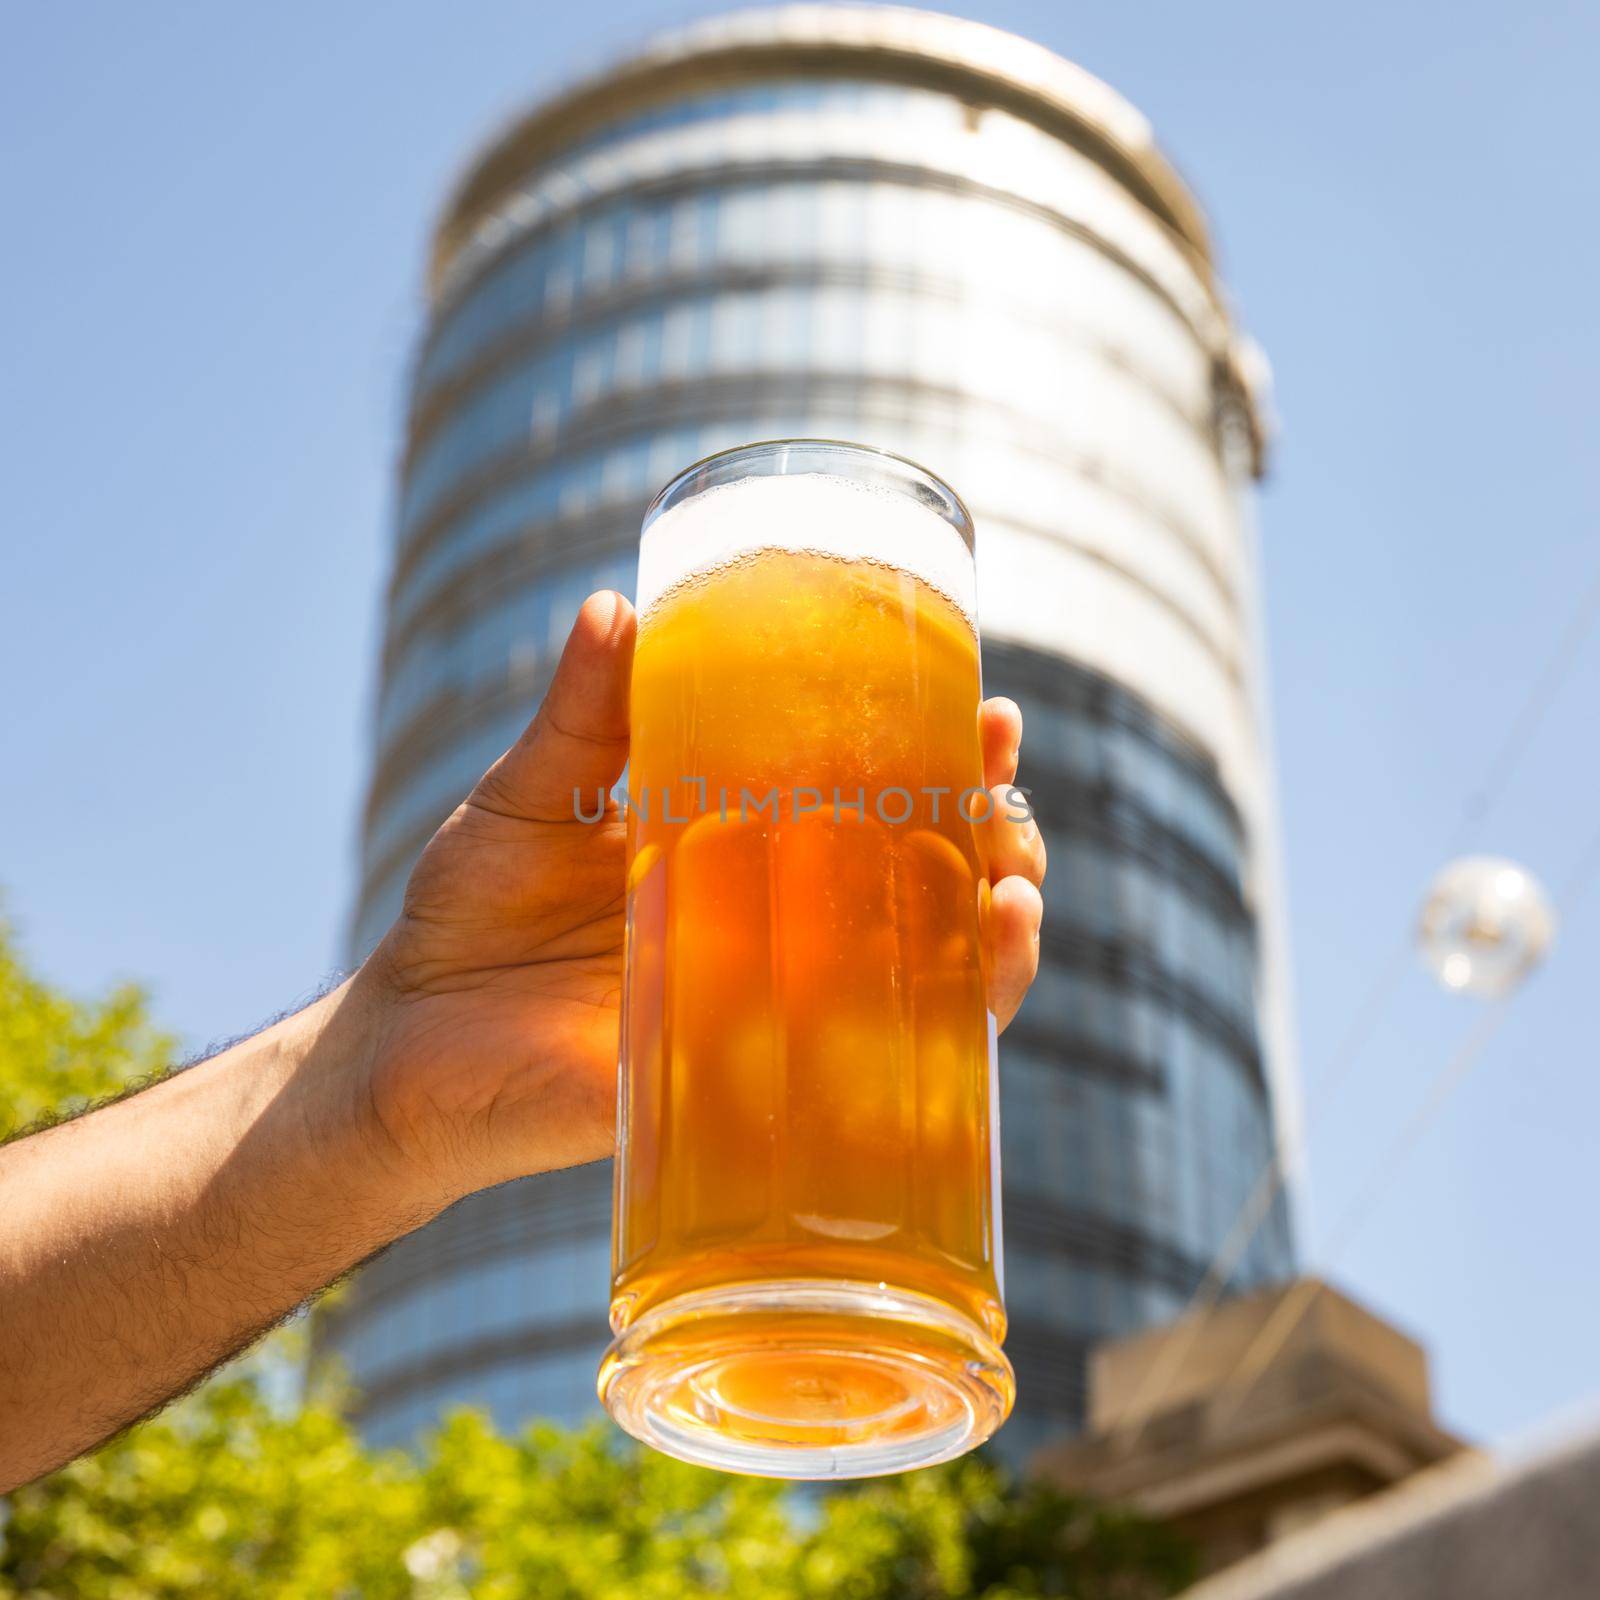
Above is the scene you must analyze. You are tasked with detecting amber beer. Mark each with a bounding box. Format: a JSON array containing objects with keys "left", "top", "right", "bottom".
[{"left": 599, "top": 441, "right": 1012, "bottom": 1477}]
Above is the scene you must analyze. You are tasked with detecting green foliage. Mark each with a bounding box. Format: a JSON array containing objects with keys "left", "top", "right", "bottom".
[
  {"left": 1, "top": 1363, "right": 424, "bottom": 1599},
  {"left": 0, "top": 920, "right": 1195, "bottom": 1598},
  {"left": 799, "top": 1458, "right": 1195, "bottom": 1600},
  {"left": 957, "top": 1468, "right": 1199, "bottom": 1599},
  {"left": 3, "top": 1403, "right": 1193, "bottom": 1600}
]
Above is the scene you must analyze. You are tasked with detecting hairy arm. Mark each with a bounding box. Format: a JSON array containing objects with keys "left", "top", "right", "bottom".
[{"left": 0, "top": 979, "right": 436, "bottom": 1490}]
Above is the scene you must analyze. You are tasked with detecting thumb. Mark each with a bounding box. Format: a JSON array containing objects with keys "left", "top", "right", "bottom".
[{"left": 471, "top": 591, "right": 636, "bottom": 823}]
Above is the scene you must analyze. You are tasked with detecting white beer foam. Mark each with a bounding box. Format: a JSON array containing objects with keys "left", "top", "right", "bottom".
[{"left": 637, "top": 472, "right": 977, "bottom": 625}]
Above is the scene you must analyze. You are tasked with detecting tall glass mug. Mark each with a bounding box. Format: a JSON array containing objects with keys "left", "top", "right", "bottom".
[{"left": 598, "top": 440, "right": 1013, "bottom": 1477}]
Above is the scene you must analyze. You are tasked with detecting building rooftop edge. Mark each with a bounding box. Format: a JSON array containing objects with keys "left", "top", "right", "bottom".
[{"left": 426, "top": 3, "right": 1216, "bottom": 298}]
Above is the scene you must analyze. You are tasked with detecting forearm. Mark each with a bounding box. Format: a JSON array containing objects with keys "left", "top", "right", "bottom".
[{"left": 0, "top": 976, "right": 445, "bottom": 1490}]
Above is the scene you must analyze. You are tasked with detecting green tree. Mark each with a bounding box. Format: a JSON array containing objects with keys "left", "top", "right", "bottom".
[{"left": 0, "top": 919, "right": 1194, "bottom": 1598}]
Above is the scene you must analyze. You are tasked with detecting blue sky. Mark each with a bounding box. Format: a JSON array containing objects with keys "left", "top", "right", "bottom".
[{"left": 4, "top": 0, "right": 1598, "bottom": 1448}]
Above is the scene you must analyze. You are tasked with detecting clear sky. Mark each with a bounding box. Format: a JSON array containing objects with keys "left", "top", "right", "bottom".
[{"left": 4, "top": 0, "right": 1598, "bottom": 1449}]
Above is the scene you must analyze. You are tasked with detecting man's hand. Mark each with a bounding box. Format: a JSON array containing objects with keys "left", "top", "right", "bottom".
[
  {"left": 355, "top": 589, "right": 1047, "bottom": 1208},
  {"left": 355, "top": 591, "right": 637, "bottom": 1202}
]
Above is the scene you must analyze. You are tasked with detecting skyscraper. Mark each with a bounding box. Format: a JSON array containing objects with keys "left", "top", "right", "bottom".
[{"left": 328, "top": 4, "right": 1297, "bottom": 1463}]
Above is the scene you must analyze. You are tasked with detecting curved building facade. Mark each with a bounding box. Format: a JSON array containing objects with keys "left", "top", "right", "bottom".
[{"left": 328, "top": 5, "right": 1297, "bottom": 1461}]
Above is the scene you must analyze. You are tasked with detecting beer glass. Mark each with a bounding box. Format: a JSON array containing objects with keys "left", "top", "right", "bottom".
[{"left": 598, "top": 440, "right": 1012, "bottom": 1477}]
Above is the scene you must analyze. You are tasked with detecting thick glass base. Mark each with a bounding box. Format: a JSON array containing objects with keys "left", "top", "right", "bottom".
[{"left": 598, "top": 1280, "right": 1014, "bottom": 1479}]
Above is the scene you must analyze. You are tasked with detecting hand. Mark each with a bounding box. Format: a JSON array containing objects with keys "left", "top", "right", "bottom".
[{"left": 356, "top": 591, "right": 1047, "bottom": 1207}]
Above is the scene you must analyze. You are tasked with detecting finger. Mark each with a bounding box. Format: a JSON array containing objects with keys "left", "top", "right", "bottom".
[
  {"left": 978, "top": 783, "right": 1046, "bottom": 889},
  {"left": 979, "top": 696, "right": 1022, "bottom": 791},
  {"left": 990, "top": 875, "right": 1043, "bottom": 1032},
  {"left": 471, "top": 591, "right": 636, "bottom": 823}
]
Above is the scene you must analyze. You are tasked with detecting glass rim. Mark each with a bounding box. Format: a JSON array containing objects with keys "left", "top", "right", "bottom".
[{"left": 642, "top": 438, "right": 975, "bottom": 554}]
